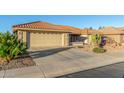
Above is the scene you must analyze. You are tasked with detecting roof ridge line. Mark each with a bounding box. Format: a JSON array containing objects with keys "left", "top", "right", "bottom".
[{"left": 13, "top": 21, "right": 41, "bottom": 27}]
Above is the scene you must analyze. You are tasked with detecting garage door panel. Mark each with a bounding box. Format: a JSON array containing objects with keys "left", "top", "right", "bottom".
[{"left": 30, "top": 32, "right": 62, "bottom": 47}]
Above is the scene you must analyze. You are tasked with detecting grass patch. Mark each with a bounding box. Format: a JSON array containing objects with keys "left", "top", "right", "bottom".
[{"left": 92, "top": 47, "right": 106, "bottom": 53}]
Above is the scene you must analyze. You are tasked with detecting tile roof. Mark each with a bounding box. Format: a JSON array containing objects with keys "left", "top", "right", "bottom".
[
  {"left": 98, "top": 27, "right": 124, "bottom": 35},
  {"left": 60, "top": 26, "right": 82, "bottom": 34},
  {"left": 13, "top": 21, "right": 82, "bottom": 34},
  {"left": 114, "top": 27, "right": 124, "bottom": 31},
  {"left": 81, "top": 27, "right": 124, "bottom": 35},
  {"left": 81, "top": 29, "right": 103, "bottom": 35},
  {"left": 13, "top": 21, "right": 124, "bottom": 35}
]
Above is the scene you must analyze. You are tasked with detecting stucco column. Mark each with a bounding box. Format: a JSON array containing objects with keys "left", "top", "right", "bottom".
[
  {"left": 62, "top": 33, "right": 64, "bottom": 46},
  {"left": 62, "top": 33, "right": 69, "bottom": 46}
]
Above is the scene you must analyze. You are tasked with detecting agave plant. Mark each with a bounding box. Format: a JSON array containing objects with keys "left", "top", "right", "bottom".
[{"left": 0, "top": 32, "right": 27, "bottom": 63}]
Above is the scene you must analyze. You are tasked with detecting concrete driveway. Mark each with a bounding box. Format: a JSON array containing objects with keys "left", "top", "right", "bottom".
[
  {"left": 29, "top": 47, "right": 124, "bottom": 78},
  {"left": 29, "top": 47, "right": 95, "bottom": 77}
]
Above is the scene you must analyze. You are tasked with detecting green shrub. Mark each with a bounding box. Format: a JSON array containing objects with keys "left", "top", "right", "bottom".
[
  {"left": 0, "top": 32, "right": 27, "bottom": 63},
  {"left": 92, "top": 47, "right": 106, "bottom": 53},
  {"left": 75, "top": 46, "right": 84, "bottom": 48},
  {"left": 90, "top": 34, "right": 102, "bottom": 47}
]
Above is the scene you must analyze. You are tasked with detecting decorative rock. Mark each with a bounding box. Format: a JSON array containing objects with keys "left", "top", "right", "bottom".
[{"left": 22, "top": 58, "right": 35, "bottom": 66}]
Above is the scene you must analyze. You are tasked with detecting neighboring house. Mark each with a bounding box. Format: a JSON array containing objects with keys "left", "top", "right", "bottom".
[
  {"left": 13, "top": 21, "right": 82, "bottom": 48},
  {"left": 98, "top": 27, "right": 124, "bottom": 45},
  {"left": 80, "top": 27, "right": 124, "bottom": 45}
]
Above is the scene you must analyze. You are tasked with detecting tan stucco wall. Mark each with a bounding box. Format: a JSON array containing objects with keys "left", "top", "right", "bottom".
[
  {"left": 17, "top": 31, "right": 22, "bottom": 40},
  {"left": 29, "top": 31, "right": 69, "bottom": 48},
  {"left": 120, "top": 34, "right": 124, "bottom": 45},
  {"left": 106, "top": 34, "right": 121, "bottom": 43},
  {"left": 22, "top": 31, "right": 27, "bottom": 43},
  {"left": 62, "top": 33, "right": 69, "bottom": 46},
  {"left": 17, "top": 30, "right": 27, "bottom": 43}
]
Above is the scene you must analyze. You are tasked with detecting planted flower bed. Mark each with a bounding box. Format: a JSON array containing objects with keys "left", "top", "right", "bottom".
[
  {"left": 0, "top": 53, "right": 35, "bottom": 71},
  {"left": 0, "top": 32, "right": 36, "bottom": 71}
]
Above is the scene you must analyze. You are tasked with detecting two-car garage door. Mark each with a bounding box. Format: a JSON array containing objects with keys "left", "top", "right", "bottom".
[{"left": 29, "top": 32, "right": 63, "bottom": 48}]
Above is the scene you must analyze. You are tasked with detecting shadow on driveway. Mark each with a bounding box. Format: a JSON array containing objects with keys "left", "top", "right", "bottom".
[
  {"left": 29, "top": 47, "right": 72, "bottom": 59},
  {"left": 57, "top": 61, "right": 124, "bottom": 78}
]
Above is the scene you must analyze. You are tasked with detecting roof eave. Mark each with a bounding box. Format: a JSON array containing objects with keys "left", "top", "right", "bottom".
[{"left": 13, "top": 27, "right": 71, "bottom": 33}]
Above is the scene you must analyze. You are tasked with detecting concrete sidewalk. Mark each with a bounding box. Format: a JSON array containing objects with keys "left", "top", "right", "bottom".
[{"left": 1, "top": 48, "right": 124, "bottom": 78}]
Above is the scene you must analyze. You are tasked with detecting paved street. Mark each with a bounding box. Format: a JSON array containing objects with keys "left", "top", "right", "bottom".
[{"left": 58, "top": 62, "right": 124, "bottom": 78}]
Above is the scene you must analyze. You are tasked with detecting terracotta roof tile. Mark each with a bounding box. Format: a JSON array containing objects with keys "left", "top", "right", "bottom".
[
  {"left": 81, "top": 29, "right": 103, "bottom": 35},
  {"left": 13, "top": 21, "right": 124, "bottom": 35},
  {"left": 13, "top": 21, "right": 83, "bottom": 34},
  {"left": 81, "top": 27, "right": 124, "bottom": 35},
  {"left": 60, "top": 26, "right": 82, "bottom": 34},
  {"left": 13, "top": 21, "right": 65, "bottom": 30},
  {"left": 99, "top": 27, "right": 124, "bottom": 34}
]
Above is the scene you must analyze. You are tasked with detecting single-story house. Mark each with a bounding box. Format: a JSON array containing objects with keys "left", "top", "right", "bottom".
[
  {"left": 13, "top": 21, "right": 82, "bottom": 48},
  {"left": 81, "top": 27, "right": 124, "bottom": 45},
  {"left": 13, "top": 21, "right": 124, "bottom": 48},
  {"left": 98, "top": 27, "right": 124, "bottom": 45}
]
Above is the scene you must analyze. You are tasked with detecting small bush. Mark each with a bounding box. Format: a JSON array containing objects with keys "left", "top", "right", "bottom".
[
  {"left": 75, "top": 46, "right": 84, "bottom": 48},
  {"left": 92, "top": 47, "right": 106, "bottom": 53}
]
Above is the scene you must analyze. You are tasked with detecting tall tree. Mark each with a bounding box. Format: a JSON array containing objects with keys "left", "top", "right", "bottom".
[
  {"left": 98, "top": 26, "right": 102, "bottom": 29},
  {"left": 89, "top": 27, "right": 93, "bottom": 30}
]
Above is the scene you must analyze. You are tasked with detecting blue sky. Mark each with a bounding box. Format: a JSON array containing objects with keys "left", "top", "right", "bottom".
[{"left": 1, "top": 15, "right": 124, "bottom": 32}]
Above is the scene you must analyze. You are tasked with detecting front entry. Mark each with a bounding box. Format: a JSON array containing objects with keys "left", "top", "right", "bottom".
[{"left": 70, "top": 34, "right": 81, "bottom": 42}]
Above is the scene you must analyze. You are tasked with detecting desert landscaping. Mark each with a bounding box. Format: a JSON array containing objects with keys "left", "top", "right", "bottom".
[{"left": 0, "top": 21, "right": 124, "bottom": 77}]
